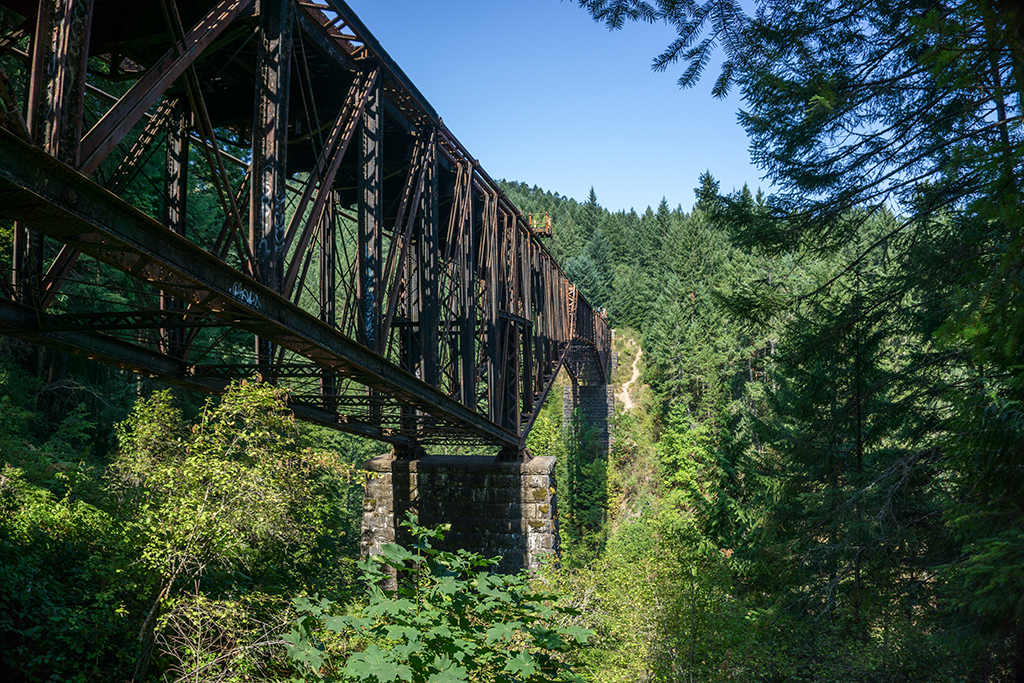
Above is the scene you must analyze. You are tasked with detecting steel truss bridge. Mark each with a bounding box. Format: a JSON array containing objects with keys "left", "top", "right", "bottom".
[{"left": 0, "top": 0, "right": 610, "bottom": 455}]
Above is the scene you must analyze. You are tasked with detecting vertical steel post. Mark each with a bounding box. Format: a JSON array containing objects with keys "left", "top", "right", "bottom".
[
  {"left": 15, "top": 0, "right": 93, "bottom": 304},
  {"left": 500, "top": 213, "right": 520, "bottom": 434},
  {"left": 485, "top": 195, "right": 500, "bottom": 424},
  {"left": 357, "top": 69, "right": 382, "bottom": 425},
  {"left": 164, "top": 104, "right": 190, "bottom": 235},
  {"left": 459, "top": 165, "right": 476, "bottom": 409},
  {"left": 320, "top": 196, "right": 337, "bottom": 409},
  {"left": 250, "top": 0, "right": 293, "bottom": 378},
  {"left": 161, "top": 102, "right": 189, "bottom": 354},
  {"left": 520, "top": 229, "right": 534, "bottom": 419},
  {"left": 486, "top": 197, "right": 518, "bottom": 434},
  {"left": 416, "top": 128, "right": 439, "bottom": 387},
  {"left": 357, "top": 68, "right": 382, "bottom": 354},
  {"left": 39, "top": 0, "right": 93, "bottom": 165},
  {"left": 24, "top": 0, "right": 53, "bottom": 142}
]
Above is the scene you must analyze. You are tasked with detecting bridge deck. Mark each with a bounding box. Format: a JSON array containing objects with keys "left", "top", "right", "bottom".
[{"left": 0, "top": 0, "right": 610, "bottom": 451}]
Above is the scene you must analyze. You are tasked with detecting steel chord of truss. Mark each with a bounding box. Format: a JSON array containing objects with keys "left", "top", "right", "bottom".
[{"left": 0, "top": 128, "right": 518, "bottom": 447}]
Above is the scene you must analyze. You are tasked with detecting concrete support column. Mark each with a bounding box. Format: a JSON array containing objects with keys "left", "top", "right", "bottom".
[
  {"left": 563, "top": 381, "right": 614, "bottom": 455},
  {"left": 362, "top": 453, "right": 557, "bottom": 574}
]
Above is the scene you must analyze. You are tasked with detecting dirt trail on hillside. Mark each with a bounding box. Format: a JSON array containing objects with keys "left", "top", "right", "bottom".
[{"left": 617, "top": 345, "right": 642, "bottom": 411}]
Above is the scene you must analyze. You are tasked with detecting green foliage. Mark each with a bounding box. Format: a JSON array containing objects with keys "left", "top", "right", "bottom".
[
  {"left": 286, "top": 513, "right": 592, "bottom": 682},
  {"left": 0, "top": 463, "right": 144, "bottom": 682},
  {"left": 656, "top": 406, "right": 718, "bottom": 500},
  {"left": 547, "top": 494, "right": 750, "bottom": 683},
  {"left": 1, "top": 378, "right": 366, "bottom": 682},
  {"left": 605, "top": 406, "right": 660, "bottom": 524},
  {"left": 111, "top": 383, "right": 345, "bottom": 586},
  {"left": 107, "top": 382, "right": 361, "bottom": 679},
  {"left": 526, "top": 413, "right": 567, "bottom": 462}
]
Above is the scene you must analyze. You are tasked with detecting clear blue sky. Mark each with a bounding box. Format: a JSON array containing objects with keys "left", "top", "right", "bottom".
[{"left": 344, "top": 0, "right": 764, "bottom": 214}]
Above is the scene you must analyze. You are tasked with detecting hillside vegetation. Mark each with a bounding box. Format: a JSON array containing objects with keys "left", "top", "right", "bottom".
[{"left": 511, "top": 171, "right": 1024, "bottom": 680}]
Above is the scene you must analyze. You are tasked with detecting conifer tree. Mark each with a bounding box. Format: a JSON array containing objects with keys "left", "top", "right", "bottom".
[
  {"left": 579, "top": 186, "right": 602, "bottom": 244},
  {"left": 578, "top": 0, "right": 1024, "bottom": 674}
]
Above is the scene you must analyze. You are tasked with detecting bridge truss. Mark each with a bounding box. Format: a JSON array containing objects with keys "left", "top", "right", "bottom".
[{"left": 0, "top": 0, "right": 610, "bottom": 453}]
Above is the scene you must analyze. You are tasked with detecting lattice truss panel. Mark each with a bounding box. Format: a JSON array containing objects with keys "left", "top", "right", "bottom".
[{"left": 0, "top": 0, "right": 610, "bottom": 451}]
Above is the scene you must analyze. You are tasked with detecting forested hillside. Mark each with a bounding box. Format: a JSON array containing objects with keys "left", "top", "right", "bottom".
[
  {"left": 513, "top": 0, "right": 1024, "bottom": 678},
  {"left": 511, "top": 171, "right": 1024, "bottom": 680}
]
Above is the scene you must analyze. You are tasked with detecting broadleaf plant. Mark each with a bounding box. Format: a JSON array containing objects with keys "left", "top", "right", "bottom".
[{"left": 285, "top": 512, "right": 592, "bottom": 682}]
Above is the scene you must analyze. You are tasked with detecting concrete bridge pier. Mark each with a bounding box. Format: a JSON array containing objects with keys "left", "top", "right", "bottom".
[
  {"left": 562, "top": 347, "right": 616, "bottom": 456},
  {"left": 360, "top": 451, "right": 558, "bottom": 573}
]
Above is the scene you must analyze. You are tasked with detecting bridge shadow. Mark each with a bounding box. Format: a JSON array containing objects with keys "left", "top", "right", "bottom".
[{"left": 560, "top": 374, "right": 613, "bottom": 558}]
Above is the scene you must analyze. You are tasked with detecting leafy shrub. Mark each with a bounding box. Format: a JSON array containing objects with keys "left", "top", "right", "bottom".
[{"left": 286, "top": 512, "right": 592, "bottom": 682}]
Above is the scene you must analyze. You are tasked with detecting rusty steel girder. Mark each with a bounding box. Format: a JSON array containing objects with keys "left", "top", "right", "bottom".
[{"left": 0, "top": 0, "right": 610, "bottom": 452}]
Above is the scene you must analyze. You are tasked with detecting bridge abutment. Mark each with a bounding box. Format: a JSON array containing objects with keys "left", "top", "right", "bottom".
[{"left": 361, "top": 452, "right": 557, "bottom": 573}]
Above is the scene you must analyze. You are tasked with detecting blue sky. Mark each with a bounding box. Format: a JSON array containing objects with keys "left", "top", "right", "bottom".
[{"left": 343, "top": 0, "right": 765, "bottom": 214}]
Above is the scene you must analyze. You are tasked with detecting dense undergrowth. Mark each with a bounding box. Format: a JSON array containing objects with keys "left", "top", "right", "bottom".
[{"left": 0, "top": 357, "right": 374, "bottom": 682}]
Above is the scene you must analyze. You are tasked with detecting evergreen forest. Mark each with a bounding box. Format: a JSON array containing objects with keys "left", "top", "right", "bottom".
[{"left": 3, "top": 0, "right": 1024, "bottom": 681}]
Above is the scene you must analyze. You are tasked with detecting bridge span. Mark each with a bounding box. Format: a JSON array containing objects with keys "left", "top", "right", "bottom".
[{"left": 0, "top": 0, "right": 611, "bottom": 459}]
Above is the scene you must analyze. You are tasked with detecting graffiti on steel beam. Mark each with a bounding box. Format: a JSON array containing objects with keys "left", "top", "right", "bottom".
[{"left": 230, "top": 281, "right": 262, "bottom": 310}]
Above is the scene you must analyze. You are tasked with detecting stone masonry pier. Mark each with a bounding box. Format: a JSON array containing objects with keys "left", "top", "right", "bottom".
[
  {"left": 359, "top": 347, "right": 612, "bottom": 573},
  {"left": 563, "top": 382, "right": 615, "bottom": 454},
  {"left": 361, "top": 453, "right": 558, "bottom": 574}
]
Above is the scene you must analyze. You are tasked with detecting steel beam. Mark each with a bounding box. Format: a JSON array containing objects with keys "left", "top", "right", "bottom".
[
  {"left": 458, "top": 167, "right": 476, "bottom": 409},
  {"left": 381, "top": 131, "right": 426, "bottom": 347},
  {"left": 160, "top": 102, "right": 189, "bottom": 354},
  {"left": 78, "top": 0, "right": 255, "bottom": 176},
  {"left": 13, "top": 0, "right": 93, "bottom": 310},
  {"left": 35, "top": 0, "right": 94, "bottom": 166},
  {"left": 415, "top": 128, "right": 439, "bottom": 387},
  {"left": 282, "top": 68, "right": 378, "bottom": 299},
  {"left": 319, "top": 198, "right": 337, "bottom": 410}
]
